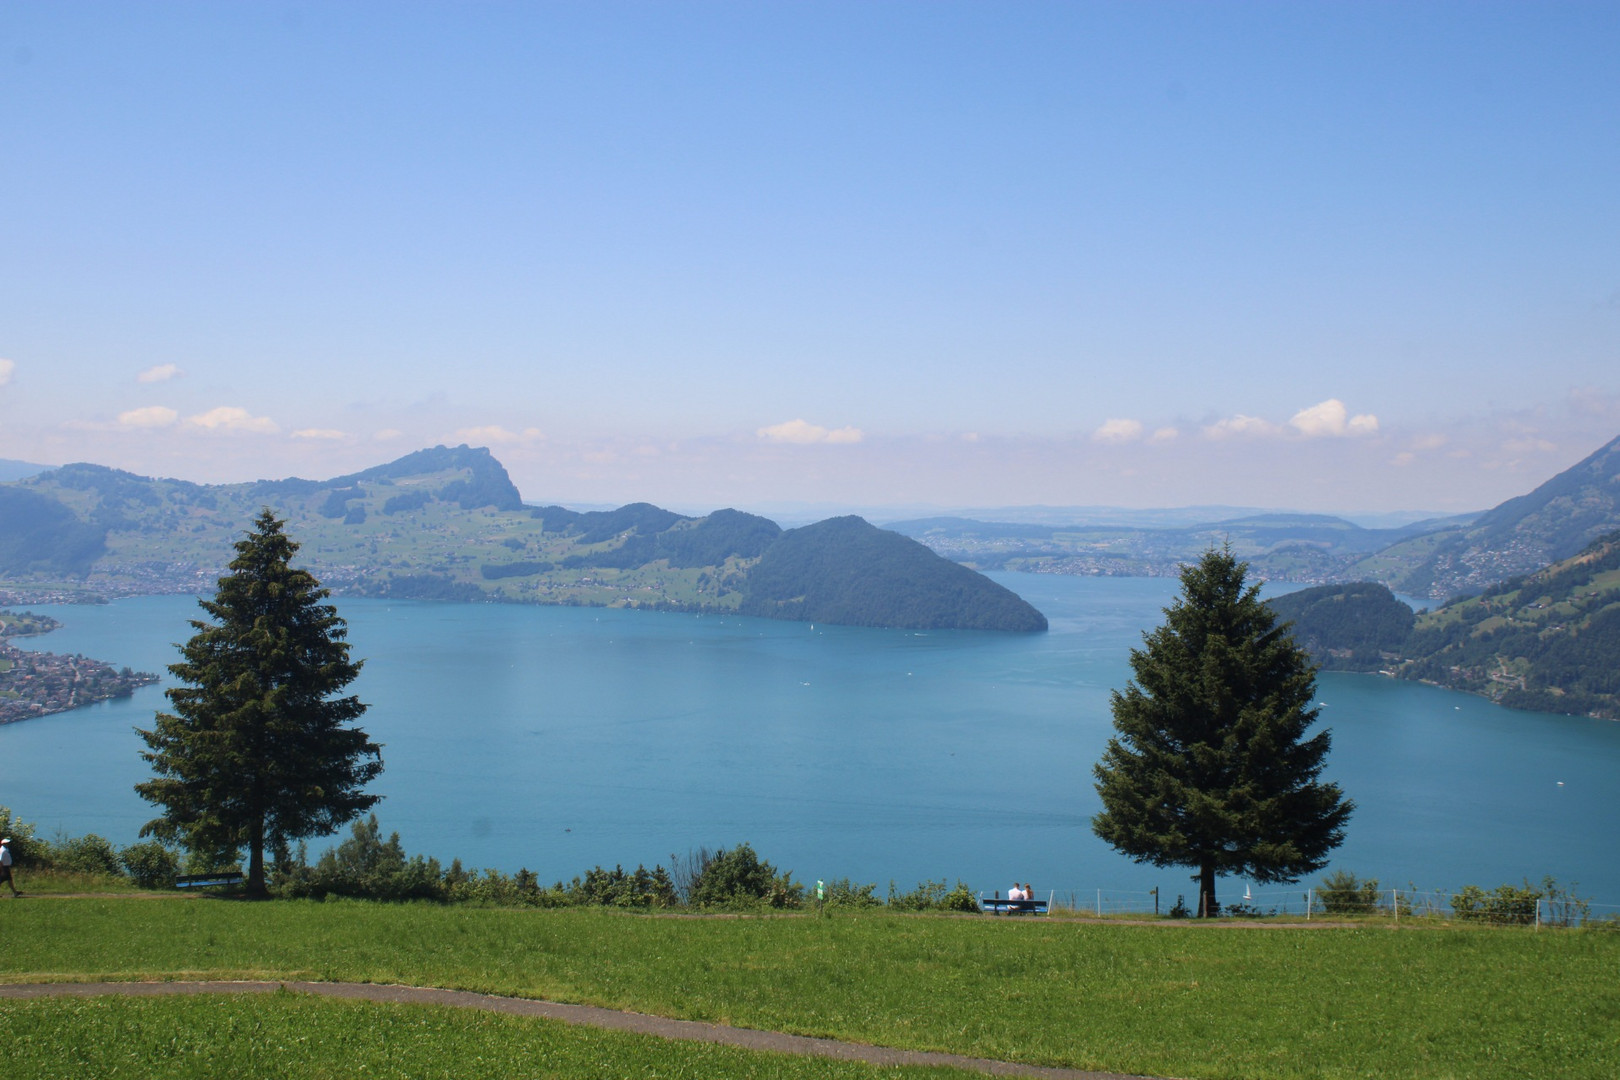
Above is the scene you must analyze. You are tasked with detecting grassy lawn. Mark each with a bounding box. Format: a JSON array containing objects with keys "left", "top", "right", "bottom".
[
  {"left": 2, "top": 898, "right": 1617, "bottom": 1078},
  {"left": 5, "top": 991, "right": 971, "bottom": 1080}
]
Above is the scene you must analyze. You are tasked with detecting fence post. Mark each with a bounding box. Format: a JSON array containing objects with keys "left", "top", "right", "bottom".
[
  {"left": 1535, "top": 897, "right": 1541, "bottom": 930},
  {"left": 1393, "top": 888, "right": 1399, "bottom": 924},
  {"left": 1096, "top": 888, "right": 1101, "bottom": 917},
  {"left": 1306, "top": 888, "right": 1312, "bottom": 920}
]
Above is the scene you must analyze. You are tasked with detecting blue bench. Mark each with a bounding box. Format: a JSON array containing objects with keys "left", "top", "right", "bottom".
[
  {"left": 175, "top": 872, "right": 245, "bottom": 890},
  {"left": 979, "top": 894, "right": 1050, "bottom": 916}
]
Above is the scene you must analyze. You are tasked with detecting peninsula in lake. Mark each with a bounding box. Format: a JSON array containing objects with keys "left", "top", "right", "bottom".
[{"left": 0, "top": 447, "right": 1047, "bottom": 633}]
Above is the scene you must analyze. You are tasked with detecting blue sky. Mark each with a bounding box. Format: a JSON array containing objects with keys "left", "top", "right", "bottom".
[{"left": 2, "top": 2, "right": 1617, "bottom": 516}]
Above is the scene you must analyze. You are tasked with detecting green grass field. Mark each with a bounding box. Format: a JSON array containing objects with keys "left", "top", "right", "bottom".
[{"left": 2, "top": 896, "right": 1617, "bottom": 1079}]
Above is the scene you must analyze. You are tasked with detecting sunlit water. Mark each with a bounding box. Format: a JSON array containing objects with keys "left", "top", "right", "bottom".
[{"left": 5, "top": 573, "right": 1617, "bottom": 904}]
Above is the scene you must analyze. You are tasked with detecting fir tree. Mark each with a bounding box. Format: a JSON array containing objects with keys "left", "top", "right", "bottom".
[
  {"left": 136, "top": 509, "right": 382, "bottom": 896},
  {"left": 1092, "top": 548, "right": 1353, "bottom": 916}
]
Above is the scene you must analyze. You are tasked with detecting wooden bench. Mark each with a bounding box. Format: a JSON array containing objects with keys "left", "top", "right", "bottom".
[
  {"left": 979, "top": 894, "right": 1050, "bottom": 916},
  {"left": 175, "top": 872, "right": 245, "bottom": 890}
]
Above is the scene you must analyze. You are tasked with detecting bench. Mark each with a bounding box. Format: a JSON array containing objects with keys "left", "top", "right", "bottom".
[
  {"left": 175, "top": 872, "right": 245, "bottom": 890},
  {"left": 979, "top": 894, "right": 1050, "bottom": 916}
]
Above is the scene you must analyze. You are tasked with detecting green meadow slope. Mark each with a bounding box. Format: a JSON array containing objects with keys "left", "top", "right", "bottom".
[{"left": 1, "top": 899, "right": 1615, "bottom": 1080}]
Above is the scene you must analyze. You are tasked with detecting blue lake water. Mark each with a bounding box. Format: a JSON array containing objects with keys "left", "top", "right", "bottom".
[{"left": 5, "top": 573, "right": 1618, "bottom": 905}]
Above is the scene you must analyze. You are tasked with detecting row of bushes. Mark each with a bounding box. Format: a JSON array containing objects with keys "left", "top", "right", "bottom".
[
  {"left": 0, "top": 807, "right": 975, "bottom": 912},
  {"left": 1315, "top": 870, "right": 1594, "bottom": 925}
]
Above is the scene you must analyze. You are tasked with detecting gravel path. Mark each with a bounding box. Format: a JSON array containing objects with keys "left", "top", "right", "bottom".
[{"left": 0, "top": 979, "right": 1166, "bottom": 1080}]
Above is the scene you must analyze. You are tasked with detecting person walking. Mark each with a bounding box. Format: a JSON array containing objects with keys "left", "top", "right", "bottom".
[{"left": 0, "top": 838, "right": 19, "bottom": 897}]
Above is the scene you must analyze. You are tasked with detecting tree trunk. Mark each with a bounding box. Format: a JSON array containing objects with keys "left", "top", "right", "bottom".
[
  {"left": 1198, "top": 861, "right": 1217, "bottom": 918},
  {"left": 247, "top": 820, "right": 267, "bottom": 898}
]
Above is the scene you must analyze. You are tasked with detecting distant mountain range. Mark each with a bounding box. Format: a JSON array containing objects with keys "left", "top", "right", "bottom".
[
  {"left": 888, "top": 431, "right": 1620, "bottom": 602},
  {"left": 0, "top": 446, "right": 1046, "bottom": 633},
  {"left": 1270, "top": 530, "right": 1620, "bottom": 720}
]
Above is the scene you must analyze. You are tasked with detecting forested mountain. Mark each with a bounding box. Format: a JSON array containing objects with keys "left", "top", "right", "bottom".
[
  {"left": 1272, "top": 532, "right": 1620, "bottom": 719},
  {"left": 0, "top": 447, "right": 1045, "bottom": 632},
  {"left": 739, "top": 516, "right": 1047, "bottom": 631},
  {"left": 1348, "top": 433, "right": 1620, "bottom": 600},
  {"left": 1266, "top": 583, "right": 1416, "bottom": 672}
]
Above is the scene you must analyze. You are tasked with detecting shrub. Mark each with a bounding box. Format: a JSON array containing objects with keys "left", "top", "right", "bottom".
[
  {"left": 121, "top": 841, "right": 180, "bottom": 888},
  {"left": 888, "top": 878, "right": 979, "bottom": 913},
  {"left": 1317, "top": 870, "right": 1382, "bottom": 915},
  {"left": 819, "top": 878, "right": 881, "bottom": 908},
  {"left": 1451, "top": 880, "right": 1543, "bottom": 925},
  {"left": 688, "top": 843, "right": 803, "bottom": 908},
  {"left": 276, "top": 815, "right": 443, "bottom": 901},
  {"left": 47, "top": 832, "right": 122, "bottom": 877}
]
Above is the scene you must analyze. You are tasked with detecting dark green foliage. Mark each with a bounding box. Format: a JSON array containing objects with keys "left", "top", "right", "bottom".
[
  {"left": 382, "top": 489, "right": 433, "bottom": 515},
  {"left": 572, "top": 502, "right": 688, "bottom": 544},
  {"left": 1397, "top": 530, "right": 1620, "bottom": 717},
  {"left": 276, "top": 815, "right": 444, "bottom": 901},
  {"left": 739, "top": 516, "right": 1048, "bottom": 631},
  {"left": 136, "top": 510, "right": 382, "bottom": 896},
  {"left": 1316, "top": 870, "right": 1383, "bottom": 915},
  {"left": 0, "top": 488, "right": 107, "bottom": 577},
  {"left": 44, "top": 832, "right": 122, "bottom": 876},
  {"left": 1093, "top": 548, "right": 1353, "bottom": 917},
  {"left": 342, "top": 505, "right": 367, "bottom": 525},
  {"left": 119, "top": 841, "right": 180, "bottom": 888},
  {"left": 820, "top": 878, "right": 882, "bottom": 908},
  {"left": 887, "top": 878, "right": 980, "bottom": 913},
  {"left": 563, "top": 863, "right": 680, "bottom": 908},
  {"left": 1451, "top": 881, "right": 1544, "bottom": 925},
  {"left": 318, "top": 487, "right": 363, "bottom": 519},
  {"left": 688, "top": 843, "right": 804, "bottom": 908},
  {"left": 1266, "top": 583, "right": 1415, "bottom": 670},
  {"left": 480, "top": 560, "right": 555, "bottom": 579},
  {"left": 658, "top": 509, "right": 781, "bottom": 568},
  {"left": 530, "top": 505, "right": 581, "bottom": 530},
  {"left": 370, "top": 573, "right": 483, "bottom": 601}
]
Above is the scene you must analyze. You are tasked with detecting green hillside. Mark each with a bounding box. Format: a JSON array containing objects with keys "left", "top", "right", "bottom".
[
  {"left": 1266, "top": 583, "right": 1416, "bottom": 672},
  {"left": 1271, "top": 532, "right": 1620, "bottom": 719},
  {"left": 0, "top": 447, "right": 1045, "bottom": 632},
  {"left": 1397, "top": 530, "right": 1620, "bottom": 718},
  {"left": 1349, "top": 433, "right": 1620, "bottom": 600}
]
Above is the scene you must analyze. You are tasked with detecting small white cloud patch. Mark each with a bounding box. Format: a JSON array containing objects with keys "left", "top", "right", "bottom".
[
  {"left": 1092, "top": 418, "right": 1143, "bottom": 444},
  {"left": 1289, "top": 399, "right": 1378, "bottom": 438},
  {"left": 137, "top": 363, "right": 183, "bottom": 384},
  {"left": 0, "top": 359, "right": 14, "bottom": 386},
  {"left": 757, "top": 419, "right": 864, "bottom": 445},
  {"left": 291, "top": 428, "right": 348, "bottom": 440},
  {"left": 118, "top": 406, "right": 179, "bottom": 428},
  {"left": 186, "top": 406, "right": 279, "bottom": 434},
  {"left": 455, "top": 425, "right": 543, "bottom": 445},
  {"left": 1203, "top": 414, "right": 1279, "bottom": 439}
]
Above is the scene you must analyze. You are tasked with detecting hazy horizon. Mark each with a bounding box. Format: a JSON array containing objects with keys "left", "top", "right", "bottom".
[{"left": 4, "top": 3, "right": 1617, "bottom": 515}]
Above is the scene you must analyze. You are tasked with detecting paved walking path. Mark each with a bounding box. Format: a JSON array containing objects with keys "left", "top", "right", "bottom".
[{"left": 0, "top": 979, "right": 1165, "bottom": 1080}]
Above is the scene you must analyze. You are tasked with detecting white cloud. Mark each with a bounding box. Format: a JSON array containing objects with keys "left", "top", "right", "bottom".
[
  {"left": 1202, "top": 414, "right": 1280, "bottom": 439},
  {"left": 1150, "top": 426, "right": 1180, "bottom": 443},
  {"left": 136, "top": 363, "right": 183, "bottom": 384},
  {"left": 455, "top": 425, "right": 543, "bottom": 445},
  {"left": 757, "top": 419, "right": 864, "bottom": 445},
  {"left": 1092, "top": 418, "right": 1143, "bottom": 444},
  {"left": 0, "top": 359, "right": 13, "bottom": 386},
  {"left": 186, "top": 406, "right": 279, "bottom": 434},
  {"left": 291, "top": 428, "right": 348, "bottom": 440},
  {"left": 373, "top": 428, "right": 404, "bottom": 441},
  {"left": 117, "top": 406, "right": 179, "bottom": 429},
  {"left": 1289, "top": 399, "right": 1379, "bottom": 438}
]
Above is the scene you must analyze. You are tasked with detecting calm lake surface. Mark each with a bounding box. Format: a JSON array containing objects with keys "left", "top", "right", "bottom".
[{"left": 6, "top": 573, "right": 1618, "bottom": 905}]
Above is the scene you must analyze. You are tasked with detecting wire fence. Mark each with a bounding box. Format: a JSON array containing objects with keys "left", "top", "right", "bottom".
[{"left": 1033, "top": 883, "right": 1620, "bottom": 927}]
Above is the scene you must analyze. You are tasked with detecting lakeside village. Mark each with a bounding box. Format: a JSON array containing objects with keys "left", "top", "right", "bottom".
[{"left": 0, "top": 610, "right": 158, "bottom": 725}]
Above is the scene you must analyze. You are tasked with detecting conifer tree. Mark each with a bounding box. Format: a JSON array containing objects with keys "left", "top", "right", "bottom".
[
  {"left": 1092, "top": 548, "right": 1353, "bottom": 916},
  {"left": 136, "top": 510, "right": 382, "bottom": 896}
]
